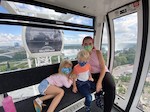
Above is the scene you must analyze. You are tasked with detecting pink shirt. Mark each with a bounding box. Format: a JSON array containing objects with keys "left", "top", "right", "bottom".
[
  {"left": 46, "top": 73, "right": 73, "bottom": 88},
  {"left": 88, "top": 49, "right": 108, "bottom": 73}
]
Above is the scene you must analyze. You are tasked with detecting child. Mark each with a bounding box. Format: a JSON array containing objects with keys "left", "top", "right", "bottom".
[
  {"left": 33, "top": 60, "right": 73, "bottom": 112},
  {"left": 72, "top": 49, "right": 94, "bottom": 112}
]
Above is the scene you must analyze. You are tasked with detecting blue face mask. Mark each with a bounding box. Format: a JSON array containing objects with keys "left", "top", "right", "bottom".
[
  {"left": 61, "top": 68, "right": 72, "bottom": 75},
  {"left": 78, "top": 61, "right": 87, "bottom": 67}
]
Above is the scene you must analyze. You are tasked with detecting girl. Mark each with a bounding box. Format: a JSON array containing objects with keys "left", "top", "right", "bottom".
[
  {"left": 72, "top": 49, "right": 94, "bottom": 112},
  {"left": 33, "top": 60, "right": 73, "bottom": 112},
  {"left": 82, "top": 36, "right": 116, "bottom": 112}
]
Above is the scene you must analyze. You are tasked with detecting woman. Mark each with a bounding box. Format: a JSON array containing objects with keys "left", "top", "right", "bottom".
[{"left": 82, "top": 36, "right": 116, "bottom": 112}]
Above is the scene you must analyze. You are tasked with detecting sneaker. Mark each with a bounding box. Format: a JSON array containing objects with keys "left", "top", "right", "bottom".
[
  {"left": 85, "top": 106, "right": 91, "bottom": 112},
  {"left": 95, "top": 91, "right": 104, "bottom": 109},
  {"left": 33, "top": 98, "right": 42, "bottom": 112}
]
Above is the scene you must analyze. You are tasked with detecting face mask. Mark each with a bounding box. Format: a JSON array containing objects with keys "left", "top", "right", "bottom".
[
  {"left": 84, "top": 45, "right": 93, "bottom": 52},
  {"left": 61, "top": 68, "right": 72, "bottom": 75},
  {"left": 78, "top": 61, "right": 87, "bottom": 67}
]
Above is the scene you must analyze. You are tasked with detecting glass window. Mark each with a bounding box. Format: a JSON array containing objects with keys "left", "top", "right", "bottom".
[
  {"left": 101, "top": 22, "right": 108, "bottom": 63},
  {"left": 137, "top": 65, "right": 150, "bottom": 112},
  {"left": 0, "top": 25, "right": 27, "bottom": 73},
  {"left": 0, "top": 1, "right": 93, "bottom": 26},
  {"left": 0, "top": 0, "right": 94, "bottom": 102},
  {"left": 112, "top": 13, "right": 138, "bottom": 98},
  {"left": 0, "top": 24, "right": 93, "bottom": 73},
  {"left": 63, "top": 30, "right": 93, "bottom": 60}
]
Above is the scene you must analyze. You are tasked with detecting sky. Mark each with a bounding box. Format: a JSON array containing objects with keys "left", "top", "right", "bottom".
[{"left": 0, "top": 2, "right": 137, "bottom": 47}]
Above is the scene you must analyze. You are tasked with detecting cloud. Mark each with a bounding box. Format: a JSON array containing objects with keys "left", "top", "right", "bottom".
[
  {"left": 63, "top": 36, "right": 82, "bottom": 44},
  {"left": 102, "top": 13, "right": 137, "bottom": 44},
  {"left": 62, "top": 49, "right": 79, "bottom": 57},
  {"left": 0, "top": 33, "right": 22, "bottom": 46},
  {"left": 68, "top": 17, "right": 82, "bottom": 24},
  {"left": 78, "top": 34, "right": 92, "bottom": 38},
  {"left": 63, "top": 33, "right": 93, "bottom": 44},
  {"left": 14, "top": 2, "right": 62, "bottom": 16},
  {"left": 67, "top": 16, "right": 92, "bottom": 25},
  {"left": 114, "top": 13, "right": 137, "bottom": 34},
  {"left": 115, "top": 32, "right": 137, "bottom": 43}
]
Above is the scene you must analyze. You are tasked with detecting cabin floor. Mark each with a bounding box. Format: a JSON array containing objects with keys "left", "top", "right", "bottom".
[{"left": 77, "top": 100, "right": 121, "bottom": 112}]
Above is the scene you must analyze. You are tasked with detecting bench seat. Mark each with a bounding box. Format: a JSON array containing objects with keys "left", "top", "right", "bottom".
[
  {"left": 0, "top": 61, "right": 89, "bottom": 112},
  {"left": 0, "top": 87, "right": 83, "bottom": 112}
]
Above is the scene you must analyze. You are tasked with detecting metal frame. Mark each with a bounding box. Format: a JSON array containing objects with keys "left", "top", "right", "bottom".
[
  {"left": 107, "top": 1, "right": 144, "bottom": 111},
  {"left": 106, "top": 14, "right": 112, "bottom": 70},
  {"left": 0, "top": 20, "right": 94, "bottom": 32},
  {"left": 5, "top": 0, "right": 95, "bottom": 18},
  {"left": 125, "top": 0, "right": 148, "bottom": 111},
  {"left": 0, "top": 13, "right": 94, "bottom": 29},
  {"left": 130, "top": 0, "right": 149, "bottom": 111}
]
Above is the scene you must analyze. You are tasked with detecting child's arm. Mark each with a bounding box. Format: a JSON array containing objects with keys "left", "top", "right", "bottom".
[
  {"left": 72, "top": 74, "right": 78, "bottom": 93},
  {"left": 88, "top": 73, "right": 94, "bottom": 81},
  {"left": 88, "top": 64, "right": 94, "bottom": 81},
  {"left": 72, "top": 67, "right": 78, "bottom": 93},
  {"left": 67, "top": 73, "right": 73, "bottom": 81},
  {"left": 62, "top": 75, "right": 73, "bottom": 88}
]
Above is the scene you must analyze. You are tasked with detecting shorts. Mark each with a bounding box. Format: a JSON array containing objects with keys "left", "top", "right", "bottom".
[{"left": 38, "top": 79, "right": 50, "bottom": 95}]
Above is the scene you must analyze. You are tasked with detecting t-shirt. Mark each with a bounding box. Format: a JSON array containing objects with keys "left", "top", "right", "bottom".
[
  {"left": 46, "top": 73, "right": 72, "bottom": 88},
  {"left": 73, "top": 63, "right": 91, "bottom": 81}
]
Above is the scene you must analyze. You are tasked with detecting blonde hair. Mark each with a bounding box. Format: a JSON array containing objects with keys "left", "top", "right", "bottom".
[
  {"left": 77, "top": 49, "right": 89, "bottom": 61},
  {"left": 58, "top": 59, "right": 73, "bottom": 73}
]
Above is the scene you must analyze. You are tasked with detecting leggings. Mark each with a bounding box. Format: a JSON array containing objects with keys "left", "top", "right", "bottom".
[{"left": 92, "top": 72, "right": 116, "bottom": 112}]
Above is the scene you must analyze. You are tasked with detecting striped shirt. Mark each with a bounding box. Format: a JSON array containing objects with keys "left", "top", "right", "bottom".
[{"left": 73, "top": 63, "right": 91, "bottom": 81}]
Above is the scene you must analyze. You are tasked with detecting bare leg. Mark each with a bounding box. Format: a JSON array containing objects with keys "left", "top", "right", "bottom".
[
  {"left": 39, "top": 94, "right": 55, "bottom": 102},
  {"left": 37, "top": 94, "right": 55, "bottom": 107},
  {"left": 44, "top": 85, "right": 64, "bottom": 112}
]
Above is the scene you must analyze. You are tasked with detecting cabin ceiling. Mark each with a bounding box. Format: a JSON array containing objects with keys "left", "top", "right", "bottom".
[{"left": 35, "top": 0, "right": 136, "bottom": 17}]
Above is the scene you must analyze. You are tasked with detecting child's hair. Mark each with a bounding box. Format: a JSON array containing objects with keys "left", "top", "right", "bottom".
[
  {"left": 77, "top": 49, "right": 90, "bottom": 61},
  {"left": 58, "top": 59, "right": 73, "bottom": 73}
]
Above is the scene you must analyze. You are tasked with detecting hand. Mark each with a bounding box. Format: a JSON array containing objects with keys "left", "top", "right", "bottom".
[
  {"left": 89, "top": 77, "right": 94, "bottom": 82},
  {"left": 68, "top": 75, "right": 73, "bottom": 81},
  {"left": 72, "top": 86, "right": 78, "bottom": 93},
  {"left": 96, "top": 81, "right": 102, "bottom": 93}
]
